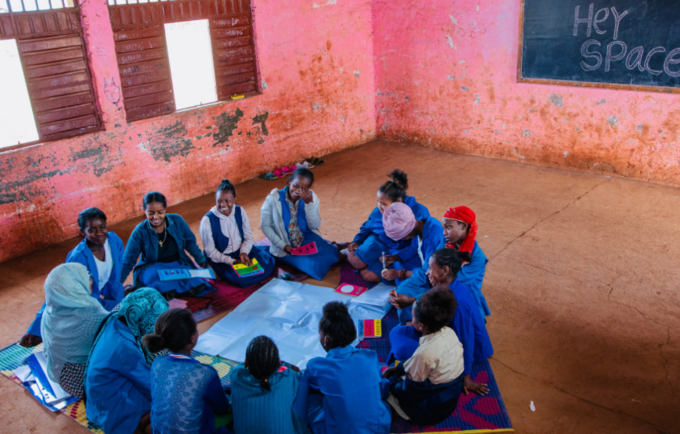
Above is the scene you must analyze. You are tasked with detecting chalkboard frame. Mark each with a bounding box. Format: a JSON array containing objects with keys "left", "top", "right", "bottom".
[{"left": 516, "top": 0, "right": 680, "bottom": 94}]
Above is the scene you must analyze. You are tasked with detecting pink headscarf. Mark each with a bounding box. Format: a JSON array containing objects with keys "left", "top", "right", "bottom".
[{"left": 383, "top": 202, "right": 416, "bottom": 241}]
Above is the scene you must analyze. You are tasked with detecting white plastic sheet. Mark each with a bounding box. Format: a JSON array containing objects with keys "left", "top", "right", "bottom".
[{"left": 195, "top": 279, "right": 393, "bottom": 369}]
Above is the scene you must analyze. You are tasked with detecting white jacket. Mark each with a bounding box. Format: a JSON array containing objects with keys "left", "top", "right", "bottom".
[{"left": 260, "top": 188, "right": 322, "bottom": 257}]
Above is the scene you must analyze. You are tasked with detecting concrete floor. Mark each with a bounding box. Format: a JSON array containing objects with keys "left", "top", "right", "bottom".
[{"left": 1, "top": 141, "right": 679, "bottom": 434}]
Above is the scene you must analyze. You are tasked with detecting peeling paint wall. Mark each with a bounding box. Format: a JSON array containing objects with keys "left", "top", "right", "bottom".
[
  {"left": 373, "top": 0, "right": 680, "bottom": 185},
  {"left": 0, "top": 0, "right": 376, "bottom": 263}
]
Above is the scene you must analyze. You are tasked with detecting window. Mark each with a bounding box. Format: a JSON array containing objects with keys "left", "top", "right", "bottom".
[
  {"left": 108, "top": 0, "right": 259, "bottom": 122},
  {"left": 0, "top": 0, "right": 102, "bottom": 149},
  {"left": 164, "top": 20, "right": 217, "bottom": 110}
]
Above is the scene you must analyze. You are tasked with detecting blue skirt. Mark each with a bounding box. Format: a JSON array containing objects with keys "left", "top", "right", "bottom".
[
  {"left": 280, "top": 231, "right": 338, "bottom": 281},
  {"left": 354, "top": 234, "right": 389, "bottom": 276},
  {"left": 210, "top": 246, "right": 276, "bottom": 288},
  {"left": 140, "top": 261, "right": 215, "bottom": 296}
]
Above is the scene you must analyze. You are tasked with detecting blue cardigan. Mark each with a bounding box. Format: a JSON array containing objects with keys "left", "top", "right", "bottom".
[
  {"left": 121, "top": 213, "right": 206, "bottom": 286},
  {"left": 26, "top": 232, "right": 125, "bottom": 337}
]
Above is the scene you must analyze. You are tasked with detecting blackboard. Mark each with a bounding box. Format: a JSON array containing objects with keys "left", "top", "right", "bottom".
[{"left": 519, "top": 0, "right": 680, "bottom": 91}]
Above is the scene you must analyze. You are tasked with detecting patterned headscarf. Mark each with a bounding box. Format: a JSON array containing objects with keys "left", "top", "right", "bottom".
[
  {"left": 41, "top": 263, "right": 108, "bottom": 383},
  {"left": 443, "top": 206, "right": 478, "bottom": 259},
  {"left": 383, "top": 202, "right": 416, "bottom": 241},
  {"left": 118, "top": 288, "right": 169, "bottom": 364},
  {"left": 89, "top": 288, "right": 168, "bottom": 367}
]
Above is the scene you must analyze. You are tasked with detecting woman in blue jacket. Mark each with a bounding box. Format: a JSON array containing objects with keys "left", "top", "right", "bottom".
[
  {"left": 344, "top": 169, "right": 430, "bottom": 283},
  {"left": 86, "top": 288, "right": 169, "bottom": 434},
  {"left": 21, "top": 207, "right": 125, "bottom": 347},
  {"left": 121, "top": 192, "right": 214, "bottom": 299}
]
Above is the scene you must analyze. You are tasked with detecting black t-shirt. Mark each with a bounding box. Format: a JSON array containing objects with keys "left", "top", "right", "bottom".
[{"left": 157, "top": 230, "right": 180, "bottom": 264}]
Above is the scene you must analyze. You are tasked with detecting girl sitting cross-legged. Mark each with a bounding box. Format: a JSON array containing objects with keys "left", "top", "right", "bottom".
[
  {"left": 260, "top": 168, "right": 339, "bottom": 281},
  {"left": 21, "top": 207, "right": 125, "bottom": 347},
  {"left": 389, "top": 248, "right": 493, "bottom": 397},
  {"left": 344, "top": 169, "right": 430, "bottom": 283},
  {"left": 230, "top": 336, "right": 311, "bottom": 434},
  {"left": 383, "top": 288, "right": 464, "bottom": 426},
  {"left": 304, "top": 301, "right": 391, "bottom": 434},
  {"left": 122, "top": 192, "right": 214, "bottom": 299},
  {"left": 144, "top": 308, "right": 232, "bottom": 434},
  {"left": 200, "top": 179, "right": 275, "bottom": 288}
]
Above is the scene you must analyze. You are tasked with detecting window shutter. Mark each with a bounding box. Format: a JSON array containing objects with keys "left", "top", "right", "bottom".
[
  {"left": 14, "top": 11, "right": 102, "bottom": 142},
  {"left": 210, "top": 10, "right": 258, "bottom": 100},
  {"left": 113, "top": 26, "right": 175, "bottom": 122}
]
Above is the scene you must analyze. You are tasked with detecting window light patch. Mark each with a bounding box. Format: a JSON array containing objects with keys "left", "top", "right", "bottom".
[
  {"left": 0, "top": 39, "right": 39, "bottom": 148},
  {"left": 164, "top": 20, "right": 218, "bottom": 110}
]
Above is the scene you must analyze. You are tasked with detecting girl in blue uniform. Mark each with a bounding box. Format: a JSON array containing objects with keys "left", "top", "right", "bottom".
[
  {"left": 200, "top": 179, "right": 275, "bottom": 288},
  {"left": 144, "top": 308, "right": 232, "bottom": 434},
  {"left": 122, "top": 192, "right": 214, "bottom": 299},
  {"left": 380, "top": 203, "right": 444, "bottom": 291},
  {"left": 390, "top": 249, "right": 493, "bottom": 396},
  {"left": 344, "top": 170, "right": 430, "bottom": 283},
  {"left": 304, "top": 301, "right": 391, "bottom": 434},
  {"left": 86, "top": 288, "right": 169, "bottom": 434},
  {"left": 230, "top": 336, "right": 311, "bottom": 434},
  {"left": 21, "top": 207, "right": 125, "bottom": 347},
  {"left": 383, "top": 289, "right": 464, "bottom": 425},
  {"left": 260, "top": 168, "right": 338, "bottom": 281},
  {"left": 392, "top": 206, "right": 489, "bottom": 319}
]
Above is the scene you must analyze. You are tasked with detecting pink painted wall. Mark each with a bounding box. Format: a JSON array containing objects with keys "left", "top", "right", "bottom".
[
  {"left": 373, "top": 0, "right": 680, "bottom": 184},
  {"left": 0, "top": 0, "right": 376, "bottom": 262}
]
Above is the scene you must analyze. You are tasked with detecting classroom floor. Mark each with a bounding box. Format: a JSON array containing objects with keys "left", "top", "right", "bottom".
[{"left": 1, "top": 140, "right": 678, "bottom": 434}]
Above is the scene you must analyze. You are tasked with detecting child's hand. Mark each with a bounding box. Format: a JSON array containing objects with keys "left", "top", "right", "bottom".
[
  {"left": 299, "top": 188, "right": 314, "bottom": 204},
  {"left": 388, "top": 293, "right": 416, "bottom": 309},
  {"left": 463, "top": 375, "right": 490, "bottom": 396},
  {"left": 382, "top": 367, "right": 397, "bottom": 378},
  {"left": 239, "top": 253, "right": 252, "bottom": 266},
  {"left": 283, "top": 245, "right": 293, "bottom": 254},
  {"left": 19, "top": 333, "right": 42, "bottom": 348},
  {"left": 381, "top": 269, "right": 400, "bottom": 281},
  {"left": 382, "top": 255, "right": 398, "bottom": 267},
  {"left": 348, "top": 242, "right": 360, "bottom": 253}
]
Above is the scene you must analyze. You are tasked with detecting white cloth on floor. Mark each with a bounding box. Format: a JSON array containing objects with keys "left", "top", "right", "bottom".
[{"left": 195, "top": 278, "right": 393, "bottom": 369}]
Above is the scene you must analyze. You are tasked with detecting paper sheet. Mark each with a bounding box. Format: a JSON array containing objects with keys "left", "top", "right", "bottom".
[{"left": 195, "top": 278, "right": 393, "bottom": 369}]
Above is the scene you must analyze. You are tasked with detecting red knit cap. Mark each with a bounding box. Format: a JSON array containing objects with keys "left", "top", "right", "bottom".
[{"left": 443, "top": 206, "right": 478, "bottom": 257}]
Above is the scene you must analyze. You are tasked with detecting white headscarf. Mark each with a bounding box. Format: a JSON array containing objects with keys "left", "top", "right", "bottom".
[{"left": 41, "top": 263, "right": 109, "bottom": 383}]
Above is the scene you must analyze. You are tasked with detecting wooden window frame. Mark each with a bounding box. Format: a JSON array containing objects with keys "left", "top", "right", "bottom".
[
  {"left": 0, "top": 5, "right": 104, "bottom": 152},
  {"left": 108, "top": 0, "right": 261, "bottom": 123}
]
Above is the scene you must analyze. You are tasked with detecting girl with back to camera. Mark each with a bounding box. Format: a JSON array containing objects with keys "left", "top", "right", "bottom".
[
  {"left": 121, "top": 192, "right": 214, "bottom": 299},
  {"left": 144, "top": 308, "right": 232, "bottom": 434},
  {"left": 200, "top": 179, "right": 275, "bottom": 288}
]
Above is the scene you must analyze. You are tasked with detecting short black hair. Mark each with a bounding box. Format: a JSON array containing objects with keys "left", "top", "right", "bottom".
[
  {"left": 431, "top": 248, "right": 464, "bottom": 280},
  {"left": 291, "top": 167, "right": 314, "bottom": 187},
  {"left": 143, "top": 192, "right": 167, "bottom": 209},
  {"left": 77, "top": 207, "right": 107, "bottom": 230},
  {"left": 378, "top": 169, "right": 408, "bottom": 202},
  {"left": 319, "top": 301, "right": 356, "bottom": 348},
  {"left": 142, "top": 308, "right": 197, "bottom": 353},
  {"left": 413, "top": 289, "right": 457, "bottom": 333},
  {"left": 245, "top": 336, "right": 280, "bottom": 392},
  {"left": 216, "top": 179, "right": 236, "bottom": 197}
]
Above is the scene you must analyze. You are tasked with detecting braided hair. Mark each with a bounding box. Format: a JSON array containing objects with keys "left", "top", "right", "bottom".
[
  {"left": 378, "top": 169, "right": 409, "bottom": 202},
  {"left": 245, "top": 336, "right": 280, "bottom": 392},
  {"left": 431, "top": 248, "right": 464, "bottom": 280},
  {"left": 216, "top": 179, "right": 236, "bottom": 197},
  {"left": 142, "top": 308, "right": 197, "bottom": 353}
]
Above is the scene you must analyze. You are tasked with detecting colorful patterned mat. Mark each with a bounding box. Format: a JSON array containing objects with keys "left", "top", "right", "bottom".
[
  {"left": 0, "top": 342, "right": 238, "bottom": 434},
  {"left": 356, "top": 308, "right": 513, "bottom": 433}
]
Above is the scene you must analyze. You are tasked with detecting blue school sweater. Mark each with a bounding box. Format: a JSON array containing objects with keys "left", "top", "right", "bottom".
[
  {"left": 230, "top": 364, "right": 310, "bottom": 434},
  {"left": 304, "top": 346, "right": 391, "bottom": 434}
]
